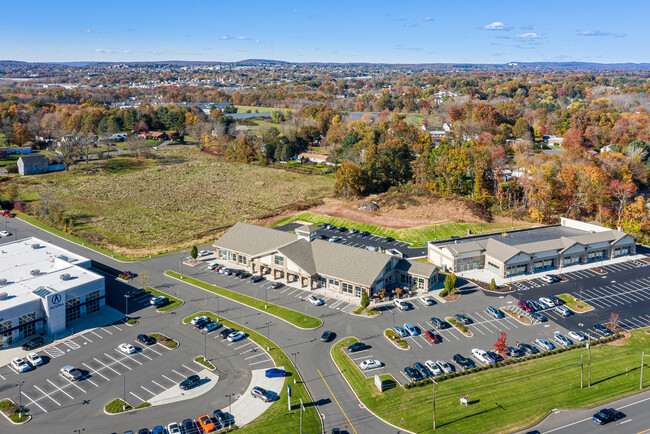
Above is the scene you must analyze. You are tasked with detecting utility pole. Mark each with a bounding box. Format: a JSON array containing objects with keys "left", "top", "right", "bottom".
[
  {"left": 123, "top": 376, "right": 126, "bottom": 411},
  {"left": 226, "top": 393, "right": 234, "bottom": 415},
  {"left": 16, "top": 381, "right": 24, "bottom": 418},
  {"left": 432, "top": 381, "right": 436, "bottom": 430},
  {"left": 580, "top": 355, "right": 583, "bottom": 389},
  {"left": 587, "top": 335, "right": 591, "bottom": 387}
]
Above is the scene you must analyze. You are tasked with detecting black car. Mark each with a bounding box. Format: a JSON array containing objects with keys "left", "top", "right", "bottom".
[
  {"left": 213, "top": 409, "right": 231, "bottom": 427},
  {"left": 518, "top": 343, "right": 539, "bottom": 355},
  {"left": 404, "top": 366, "right": 423, "bottom": 381},
  {"left": 487, "top": 351, "right": 504, "bottom": 363},
  {"left": 152, "top": 297, "right": 169, "bottom": 308},
  {"left": 548, "top": 295, "right": 563, "bottom": 306},
  {"left": 413, "top": 362, "right": 431, "bottom": 378},
  {"left": 429, "top": 317, "right": 446, "bottom": 329},
  {"left": 338, "top": 227, "right": 348, "bottom": 232},
  {"left": 548, "top": 274, "right": 561, "bottom": 283},
  {"left": 240, "top": 272, "right": 251, "bottom": 279},
  {"left": 593, "top": 408, "right": 622, "bottom": 425},
  {"left": 219, "top": 328, "right": 235, "bottom": 339},
  {"left": 270, "top": 282, "right": 284, "bottom": 289},
  {"left": 506, "top": 347, "right": 525, "bottom": 358},
  {"left": 137, "top": 429, "right": 150, "bottom": 434},
  {"left": 250, "top": 275, "right": 265, "bottom": 283},
  {"left": 530, "top": 312, "right": 548, "bottom": 322},
  {"left": 194, "top": 317, "right": 211, "bottom": 329},
  {"left": 179, "top": 374, "right": 201, "bottom": 390},
  {"left": 234, "top": 270, "right": 245, "bottom": 277},
  {"left": 455, "top": 314, "right": 471, "bottom": 325},
  {"left": 360, "top": 231, "right": 370, "bottom": 237},
  {"left": 136, "top": 334, "right": 156, "bottom": 345},
  {"left": 346, "top": 342, "right": 368, "bottom": 353},
  {"left": 317, "top": 234, "right": 329, "bottom": 240},
  {"left": 385, "top": 236, "right": 394, "bottom": 242},
  {"left": 124, "top": 288, "right": 146, "bottom": 299},
  {"left": 452, "top": 353, "right": 475, "bottom": 370},
  {"left": 321, "top": 331, "right": 333, "bottom": 342},
  {"left": 22, "top": 336, "right": 44, "bottom": 350},
  {"left": 181, "top": 419, "right": 197, "bottom": 434},
  {"left": 594, "top": 324, "right": 613, "bottom": 336}
]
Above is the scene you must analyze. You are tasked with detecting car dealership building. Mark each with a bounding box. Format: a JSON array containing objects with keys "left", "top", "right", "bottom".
[
  {"left": 213, "top": 222, "right": 439, "bottom": 303},
  {"left": 0, "top": 238, "right": 105, "bottom": 346}
]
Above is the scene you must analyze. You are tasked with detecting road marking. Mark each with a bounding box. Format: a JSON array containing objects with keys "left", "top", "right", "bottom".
[
  {"left": 162, "top": 374, "right": 175, "bottom": 383},
  {"left": 101, "top": 327, "right": 113, "bottom": 335},
  {"left": 151, "top": 380, "right": 165, "bottom": 389},
  {"left": 235, "top": 342, "right": 254, "bottom": 350},
  {"left": 129, "top": 391, "right": 144, "bottom": 403},
  {"left": 68, "top": 380, "right": 86, "bottom": 393},
  {"left": 93, "top": 357, "right": 121, "bottom": 376},
  {"left": 112, "top": 324, "right": 122, "bottom": 331},
  {"left": 144, "top": 346, "right": 162, "bottom": 356},
  {"left": 141, "top": 385, "right": 155, "bottom": 396},
  {"left": 82, "top": 375, "right": 98, "bottom": 387},
  {"left": 181, "top": 364, "right": 197, "bottom": 373},
  {"left": 0, "top": 373, "right": 5, "bottom": 380},
  {"left": 82, "top": 363, "right": 110, "bottom": 381},
  {"left": 171, "top": 369, "right": 185, "bottom": 378},
  {"left": 249, "top": 359, "right": 273, "bottom": 366},
  {"left": 22, "top": 390, "right": 47, "bottom": 413},
  {"left": 137, "top": 351, "right": 152, "bottom": 361},
  {"left": 91, "top": 330, "right": 103, "bottom": 339},
  {"left": 104, "top": 353, "right": 132, "bottom": 370},
  {"left": 47, "top": 379, "right": 74, "bottom": 399},
  {"left": 34, "top": 385, "right": 61, "bottom": 406},
  {"left": 119, "top": 351, "right": 143, "bottom": 365},
  {"left": 44, "top": 346, "right": 65, "bottom": 358},
  {"left": 7, "top": 364, "right": 19, "bottom": 374},
  {"left": 317, "top": 369, "right": 358, "bottom": 434},
  {"left": 245, "top": 353, "right": 267, "bottom": 360},
  {"left": 80, "top": 334, "right": 93, "bottom": 343}
]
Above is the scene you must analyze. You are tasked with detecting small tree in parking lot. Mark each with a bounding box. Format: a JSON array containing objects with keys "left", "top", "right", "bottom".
[
  {"left": 494, "top": 331, "right": 508, "bottom": 354},
  {"left": 190, "top": 245, "right": 198, "bottom": 260},
  {"left": 360, "top": 291, "right": 370, "bottom": 310},
  {"left": 489, "top": 278, "right": 497, "bottom": 290},
  {"left": 444, "top": 273, "right": 457, "bottom": 294}
]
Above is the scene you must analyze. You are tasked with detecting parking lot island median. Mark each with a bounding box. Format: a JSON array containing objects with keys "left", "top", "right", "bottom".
[
  {"left": 104, "top": 398, "right": 151, "bottom": 414},
  {"left": 384, "top": 329, "right": 410, "bottom": 350},
  {"left": 502, "top": 307, "right": 533, "bottom": 325},
  {"left": 446, "top": 317, "right": 474, "bottom": 337},
  {"left": 142, "top": 286, "right": 184, "bottom": 312},
  {"left": 556, "top": 293, "right": 595, "bottom": 313},
  {"left": 166, "top": 271, "right": 322, "bottom": 329},
  {"left": 0, "top": 398, "right": 30, "bottom": 424}
]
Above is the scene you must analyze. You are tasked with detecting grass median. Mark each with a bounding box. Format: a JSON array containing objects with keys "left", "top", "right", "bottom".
[
  {"left": 0, "top": 399, "right": 29, "bottom": 423},
  {"left": 166, "top": 271, "right": 321, "bottom": 329},
  {"left": 557, "top": 293, "right": 595, "bottom": 313},
  {"left": 183, "top": 311, "right": 321, "bottom": 434},
  {"left": 332, "top": 330, "right": 650, "bottom": 433},
  {"left": 142, "top": 286, "right": 183, "bottom": 312}
]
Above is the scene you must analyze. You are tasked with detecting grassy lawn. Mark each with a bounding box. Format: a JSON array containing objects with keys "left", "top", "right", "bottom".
[
  {"left": 283, "top": 160, "right": 333, "bottom": 173},
  {"left": 5, "top": 148, "right": 333, "bottom": 257},
  {"left": 332, "top": 330, "right": 650, "bottom": 434},
  {"left": 0, "top": 154, "right": 19, "bottom": 167},
  {"left": 557, "top": 294, "right": 595, "bottom": 313},
  {"left": 271, "top": 212, "right": 532, "bottom": 245},
  {"left": 142, "top": 286, "right": 183, "bottom": 312},
  {"left": 194, "top": 356, "right": 215, "bottom": 370},
  {"left": 0, "top": 399, "right": 29, "bottom": 423},
  {"left": 183, "top": 311, "right": 321, "bottom": 434},
  {"left": 105, "top": 398, "right": 151, "bottom": 414},
  {"left": 149, "top": 333, "right": 178, "bottom": 349},
  {"left": 167, "top": 271, "right": 321, "bottom": 329}
]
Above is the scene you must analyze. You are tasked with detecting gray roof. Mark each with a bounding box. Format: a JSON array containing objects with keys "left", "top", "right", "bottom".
[
  {"left": 19, "top": 154, "right": 48, "bottom": 163},
  {"left": 443, "top": 240, "right": 487, "bottom": 256},
  {"left": 295, "top": 224, "right": 318, "bottom": 235},
  {"left": 395, "top": 259, "right": 438, "bottom": 278},
  {"left": 214, "top": 222, "right": 297, "bottom": 256},
  {"left": 310, "top": 240, "right": 392, "bottom": 287},
  {"left": 484, "top": 238, "right": 527, "bottom": 263},
  {"left": 277, "top": 240, "right": 317, "bottom": 275}
]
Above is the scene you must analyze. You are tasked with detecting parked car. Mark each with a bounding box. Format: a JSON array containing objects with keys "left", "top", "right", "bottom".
[
  {"left": 506, "top": 346, "right": 525, "bottom": 358},
  {"left": 251, "top": 386, "right": 273, "bottom": 402},
  {"left": 0, "top": 231, "right": 10, "bottom": 237},
  {"left": 540, "top": 275, "right": 554, "bottom": 284},
  {"left": 194, "top": 317, "right": 211, "bottom": 329},
  {"left": 167, "top": 422, "right": 181, "bottom": 434},
  {"left": 425, "top": 331, "right": 441, "bottom": 343},
  {"left": 60, "top": 365, "right": 83, "bottom": 381},
  {"left": 554, "top": 333, "right": 572, "bottom": 347},
  {"left": 338, "top": 227, "right": 348, "bottom": 233},
  {"left": 198, "top": 250, "right": 211, "bottom": 257},
  {"left": 471, "top": 348, "right": 494, "bottom": 365},
  {"left": 413, "top": 362, "right": 431, "bottom": 378},
  {"left": 208, "top": 263, "right": 220, "bottom": 270},
  {"left": 436, "top": 360, "right": 454, "bottom": 374},
  {"left": 265, "top": 368, "right": 287, "bottom": 377},
  {"left": 429, "top": 317, "right": 446, "bottom": 329},
  {"left": 487, "top": 351, "right": 503, "bottom": 363},
  {"left": 270, "top": 282, "right": 284, "bottom": 289},
  {"left": 306, "top": 295, "right": 324, "bottom": 306},
  {"left": 118, "top": 343, "right": 136, "bottom": 354},
  {"left": 124, "top": 288, "right": 145, "bottom": 299},
  {"left": 593, "top": 408, "right": 623, "bottom": 425},
  {"left": 453, "top": 354, "right": 475, "bottom": 370},
  {"left": 419, "top": 297, "right": 435, "bottom": 306},
  {"left": 329, "top": 236, "right": 341, "bottom": 243},
  {"left": 425, "top": 360, "right": 443, "bottom": 376},
  {"left": 486, "top": 306, "right": 504, "bottom": 319},
  {"left": 568, "top": 331, "right": 587, "bottom": 342},
  {"left": 526, "top": 299, "right": 541, "bottom": 311},
  {"left": 213, "top": 409, "right": 230, "bottom": 428},
  {"left": 327, "top": 225, "right": 337, "bottom": 230},
  {"left": 360, "top": 359, "right": 382, "bottom": 370},
  {"left": 138, "top": 429, "right": 150, "bottom": 434},
  {"left": 455, "top": 314, "right": 471, "bottom": 325},
  {"left": 518, "top": 300, "right": 532, "bottom": 312},
  {"left": 219, "top": 328, "right": 235, "bottom": 339},
  {"left": 317, "top": 234, "right": 328, "bottom": 240},
  {"left": 11, "top": 357, "right": 30, "bottom": 373},
  {"left": 152, "top": 296, "right": 169, "bottom": 308},
  {"left": 518, "top": 343, "right": 539, "bottom": 355},
  {"left": 530, "top": 312, "right": 548, "bottom": 322},
  {"left": 0, "top": 210, "right": 11, "bottom": 217},
  {"left": 227, "top": 331, "right": 246, "bottom": 342},
  {"left": 393, "top": 299, "right": 410, "bottom": 311},
  {"left": 179, "top": 374, "right": 201, "bottom": 390},
  {"left": 122, "top": 271, "right": 136, "bottom": 279},
  {"left": 535, "top": 338, "right": 555, "bottom": 350},
  {"left": 360, "top": 231, "right": 370, "bottom": 236},
  {"left": 538, "top": 297, "right": 555, "bottom": 308},
  {"left": 198, "top": 414, "right": 216, "bottom": 433},
  {"left": 404, "top": 323, "right": 418, "bottom": 336},
  {"left": 26, "top": 352, "right": 43, "bottom": 366},
  {"left": 349, "top": 228, "right": 359, "bottom": 234},
  {"left": 594, "top": 324, "right": 613, "bottom": 336},
  {"left": 404, "top": 366, "right": 422, "bottom": 381},
  {"left": 548, "top": 295, "right": 563, "bottom": 305},
  {"left": 22, "top": 336, "right": 44, "bottom": 350},
  {"left": 137, "top": 334, "right": 156, "bottom": 345},
  {"left": 393, "top": 326, "right": 408, "bottom": 338},
  {"left": 346, "top": 342, "right": 369, "bottom": 353},
  {"left": 152, "top": 427, "right": 164, "bottom": 434},
  {"left": 182, "top": 419, "right": 198, "bottom": 434},
  {"left": 250, "top": 275, "right": 265, "bottom": 283},
  {"left": 555, "top": 306, "right": 572, "bottom": 316},
  {"left": 320, "top": 331, "right": 333, "bottom": 342},
  {"left": 204, "top": 321, "right": 222, "bottom": 332},
  {"left": 191, "top": 315, "right": 209, "bottom": 325},
  {"left": 385, "top": 236, "right": 394, "bottom": 242}
]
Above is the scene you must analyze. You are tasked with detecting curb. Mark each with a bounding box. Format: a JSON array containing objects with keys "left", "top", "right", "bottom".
[
  {"left": 103, "top": 399, "right": 150, "bottom": 415},
  {"left": 444, "top": 317, "right": 474, "bottom": 338},
  {"left": 0, "top": 398, "right": 31, "bottom": 425},
  {"left": 193, "top": 357, "right": 216, "bottom": 371},
  {"left": 383, "top": 329, "right": 410, "bottom": 351},
  {"left": 501, "top": 309, "right": 533, "bottom": 326},
  {"left": 165, "top": 272, "right": 322, "bottom": 331},
  {"left": 150, "top": 332, "right": 179, "bottom": 351}
]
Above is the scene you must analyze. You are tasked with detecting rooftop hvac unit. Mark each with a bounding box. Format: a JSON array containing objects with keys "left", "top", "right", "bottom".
[
  {"left": 60, "top": 273, "right": 71, "bottom": 281},
  {"left": 30, "top": 269, "right": 40, "bottom": 276},
  {"left": 0, "top": 278, "right": 6, "bottom": 286},
  {"left": 31, "top": 243, "right": 40, "bottom": 249},
  {"left": 0, "top": 292, "right": 8, "bottom": 300}
]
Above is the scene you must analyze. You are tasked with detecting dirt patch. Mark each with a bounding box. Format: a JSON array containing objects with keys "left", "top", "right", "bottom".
[{"left": 606, "top": 331, "right": 631, "bottom": 346}]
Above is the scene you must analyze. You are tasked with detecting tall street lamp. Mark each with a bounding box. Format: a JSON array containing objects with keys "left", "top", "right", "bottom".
[
  {"left": 16, "top": 381, "right": 24, "bottom": 418},
  {"left": 291, "top": 352, "right": 299, "bottom": 384},
  {"left": 225, "top": 393, "right": 234, "bottom": 416},
  {"left": 265, "top": 321, "right": 271, "bottom": 351}
]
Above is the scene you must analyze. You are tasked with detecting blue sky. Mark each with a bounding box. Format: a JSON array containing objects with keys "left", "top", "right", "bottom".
[{"left": 1, "top": 0, "right": 648, "bottom": 63}]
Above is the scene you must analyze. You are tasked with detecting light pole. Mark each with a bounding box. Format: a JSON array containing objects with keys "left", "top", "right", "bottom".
[
  {"left": 203, "top": 330, "right": 208, "bottom": 361},
  {"left": 265, "top": 321, "right": 271, "bottom": 351},
  {"left": 16, "top": 381, "right": 24, "bottom": 418},
  {"left": 225, "top": 393, "right": 234, "bottom": 416},
  {"left": 124, "top": 294, "right": 129, "bottom": 318},
  {"left": 291, "top": 352, "right": 299, "bottom": 384},
  {"left": 123, "top": 376, "right": 126, "bottom": 411}
]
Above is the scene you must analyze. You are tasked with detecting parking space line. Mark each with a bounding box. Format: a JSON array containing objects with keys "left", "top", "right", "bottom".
[
  {"left": 112, "top": 324, "right": 122, "bottom": 332},
  {"left": 151, "top": 380, "right": 165, "bottom": 389},
  {"left": 68, "top": 380, "right": 86, "bottom": 393},
  {"left": 171, "top": 369, "right": 185, "bottom": 378},
  {"left": 136, "top": 351, "right": 152, "bottom": 361},
  {"left": 161, "top": 374, "right": 175, "bottom": 383},
  {"left": 0, "top": 373, "right": 5, "bottom": 380},
  {"left": 144, "top": 346, "right": 162, "bottom": 356},
  {"left": 249, "top": 358, "right": 273, "bottom": 366},
  {"left": 104, "top": 353, "right": 132, "bottom": 370},
  {"left": 7, "top": 364, "right": 19, "bottom": 374},
  {"left": 119, "top": 352, "right": 143, "bottom": 365},
  {"left": 235, "top": 341, "right": 254, "bottom": 350},
  {"left": 80, "top": 334, "right": 92, "bottom": 343},
  {"left": 405, "top": 336, "right": 423, "bottom": 348},
  {"left": 47, "top": 379, "right": 74, "bottom": 399},
  {"left": 101, "top": 327, "right": 113, "bottom": 335},
  {"left": 141, "top": 385, "right": 155, "bottom": 396},
  {"left": 245, "top": 353, "right": 267, "bottom": 360},
  {"left": 91, "top": 330, "right": 103, "bottom": 339},
  {"left": 93, "top": 357, "right": 121, "bottom": 376},
  {"left": 34, "top": 385, "right": 61, "bottom": 406},
  {"left": 181, "top": 364, "right": 197, "bottom": 373},
  {"left": 82, "top": 363, "right": 110, "bottom": 381},
  {"left": 129, "top": 391, "right": 144, "bottom": 403},
  {"left": 351, "top": 354, "right": 372, "bottom": 361},
  {"left": 22, "top": 390, "right": 47, "bottom": 413}
]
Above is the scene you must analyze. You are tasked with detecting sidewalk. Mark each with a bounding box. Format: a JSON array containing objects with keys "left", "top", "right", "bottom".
[
  {"left": 149, "top": 368, "right": 219, "bottom": 406},
  {"left": 230, "top": 367, "right": 285, "bottom": 428}
]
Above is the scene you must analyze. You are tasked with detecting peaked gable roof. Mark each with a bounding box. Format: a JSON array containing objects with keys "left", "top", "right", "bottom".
[{"left": 214, "top": 222, "right": 297, "bottom": 256}]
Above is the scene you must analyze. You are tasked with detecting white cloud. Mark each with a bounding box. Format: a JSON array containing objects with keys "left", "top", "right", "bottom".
[
  {"left": 482, "top": 21, "right": 510, "bottom": 31},
  {"left": 405, "top": 22, "right": 417, "bottom": 28},
  {"left": 423, "top": 17, "right": 433, "bottom": 22},
  {"left": 221, "top": 35, "right": 251, "bottom": 40},
  {"left": 578, "top": 30, "right": 626, "bottom": 38},
  {"left": 95, "top": 49, "right": 131, "bottom": 54},
  {"left": 514, "top": 32, "right": 545, "bottom": 39}
]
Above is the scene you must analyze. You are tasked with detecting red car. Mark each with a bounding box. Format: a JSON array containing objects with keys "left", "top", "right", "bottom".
[
  {"left": 518, "top": 300, "right": 532, "bottom": 312},
  {"left": 425, "top": 331, "right": 441, "bottom": 344},
  {"left": 0, "top": 210, "right": 11, "bottom": 217}
]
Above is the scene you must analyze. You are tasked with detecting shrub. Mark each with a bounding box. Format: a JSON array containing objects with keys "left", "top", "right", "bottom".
[
  {"left": 360, "top": 292, "right": 370, "bottom": 310},
  {"left": 405, "top": 383, "right": 411, "bottom": 389},
  {"left": 5, "top": 164, "right": 18, "bottom": 174},
  {"left": 190, "top": 245, "right": 198, "bottom": 259},
  {"left": 489, "top": 278, "right": 497, "bottom": 290}
]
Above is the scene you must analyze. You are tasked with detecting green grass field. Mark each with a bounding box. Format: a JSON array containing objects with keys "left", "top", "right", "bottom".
[
  {"left": 271, "top": 212, "right": 532, "bottom": 246},
  {"left": 168, "top": 271, "right": 322, "bottom": 329},
  {"left": 182, "top": 311, "right": 321, "bottom": 434},
  {"left": 557, "top": 293, "right": 595, "bottom": 313},
  {"left": 142, "top": 286, "right": 183, "bottom": 312},
  {"left": 332, "top": 330, "right": 650, "bottom": 434}
]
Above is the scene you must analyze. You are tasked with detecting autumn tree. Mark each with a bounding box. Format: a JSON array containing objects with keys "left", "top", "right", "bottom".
[
  {"left": 334, "top": 161, "right": 366, "bottom": 197},
  {"left": 125, "top": 136, "right": 149, "bottom": 161},
  {"left": 563, "top": 128, "right": 584, "bottom": 148},
  {"left": 494, "top": 332, "right": 508, "bottom": 354},
  {"left": 513, "top": 118, "right": 531, "bottom": 139},
  {"left": 609, "top": 179, "right": 637, "bottom": 227}
]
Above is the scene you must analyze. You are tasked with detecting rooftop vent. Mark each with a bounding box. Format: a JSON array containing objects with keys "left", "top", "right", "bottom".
[
  {"left": 31, "top": 243, "right": 41, "bottom": 249},
  {"left": 0, "top": 279, "right": 6, "bottom": 286},
  {"left": 0, "top": 292, "right": 8, "bottom": 301},
  {"left": 30, "top": 269, "right": 40, "bottom": 276},
  {"left": 60, "top": 273, "right": 71, "bottom": 281}
]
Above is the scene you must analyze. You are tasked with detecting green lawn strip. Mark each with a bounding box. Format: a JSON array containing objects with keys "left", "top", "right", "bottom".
[
  {"left": 149, "top": 333, "right": 178, "bottom": 349},
  {"left": 183, "top": 311, "right": 321, "bottom": 434},
  {"left": 0, "top": 398, "right": 29, "bottom": 423},
  {"left": 105, "top": 398, "right": 149, "bottom": 414},
  {"left": 557, "top": 293, "right": 595, "bottom": 313},
  {"left": 194, "top": 356, "right": 215, "bottom": 370},
  {"left": 142, "top": 286, "right": 183, "bottom": 312},
  {"left": 270, "top": 212, "right": 532, "bottom": 244},
  {"left": 166, "top": 271, "right": 321, "bottom": 329},
  {"left": 332, "top": 331, "right": 650, "bottom": 434}
]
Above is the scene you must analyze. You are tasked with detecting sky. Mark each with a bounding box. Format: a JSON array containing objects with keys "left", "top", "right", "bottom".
[{"left": 1, "top": 0, "right": 648, "bottom": 64}]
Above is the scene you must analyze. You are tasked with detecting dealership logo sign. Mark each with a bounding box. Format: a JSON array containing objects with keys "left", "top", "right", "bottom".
[{"left": 49, "top": 294, "right": 64, "bottom": 310}]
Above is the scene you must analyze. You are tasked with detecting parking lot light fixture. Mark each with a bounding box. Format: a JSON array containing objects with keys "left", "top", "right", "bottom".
[
  {"left": 123, "top": 376, "right": 126, "bottom": 411},
  {"left": 225, "top": 393, "right": 234, "bottom": 415},
  {"left": 16, "top": 381, "right": 24, "bottom": 418},
  {"left": 292, "top": 352, "right": 299, "bottom": 384},
  {"left": 124, "top": 294, "right": 129, "bottom": 317}
]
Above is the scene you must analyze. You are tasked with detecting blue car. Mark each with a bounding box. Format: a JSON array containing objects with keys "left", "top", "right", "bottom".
[
  {"left": 152, "top": 427, "right": 165, "bottom": 434},
  {"left": 265, "top": 368, "right": 287, "bottom": 378},
  {"left": 250, "top": 275, "right": 265, "bottom": 283}
]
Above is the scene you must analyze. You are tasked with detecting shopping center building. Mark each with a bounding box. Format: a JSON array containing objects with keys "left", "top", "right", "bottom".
[{"left": 0, "top": 237, "right": 105, "bottom": 346}]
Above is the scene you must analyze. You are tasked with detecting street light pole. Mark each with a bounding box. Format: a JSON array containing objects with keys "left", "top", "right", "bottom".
[
  {"left": 225, "top": 393, "right": 234, "bottom": 416},
  {"left": 266, "top": 321, "right": 271, "bottom": 351},
  {"left": 292, "top": 352, "right": 299, "bottom": 384},
  {"left": 123, "top": 376, "right": 126, "bottom": 411},
  {"left": 16, "top": 381, "right": 23, "bottom": 418},
  {"left": 124, "top": 295, "right": 129, "bottom": 318}
]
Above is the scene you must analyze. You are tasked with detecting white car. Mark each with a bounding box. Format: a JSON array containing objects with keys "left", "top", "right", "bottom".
[
  {"left": 540, "top": 275, "right": 554, "bottom": 284},
  {"left": 538, "top": 297, "right": 554, "bottom": 309},
  {"left": 0, "top": 231, "right": 10, "bottom": 237},
  {"left": 198, "top": 250, "right": 211, "bottom": 257},
  {"left": 471, "top": 348, "right": 494, "bottom": 365},
  {"left": 118, "top": 343, "right": 136, "bottom": 354},
  {"left": 568, "top": 331, "right": 587, "bottom": 342},
  {"left": 535, "top": 338, "right": 555, "bottom": 350},
  {"left": 191, "top": 315, "right": 209, "bottom": 325},
  {"left": 425, "top": 360, "right": 443, "bottom": 376},
  {"left": 419, "top": 297, "right": 434, "bottom": 306},
  {"left": 359, "top": 359, "right": 382, "bottom": 370},
  {"left": 227, "top": 331, "right": 246, "bottom": 342},
  {"left": 436, "top": 360, "right": 453, "bottom": 374},
  {"left": 167, "top": 422, "right": 181, "bottom": 434},
  {"left": 26, "top": 352, "right": 43, "bottom": 367},
  {"left": 306, "top": 295, "right": 324, "bottom": 306},
  {"left": 11, "top": 357, "right": 30, "bottom": 373},
  {"left": 393, "top": 299, "right": 409, "bottom": 311},
  {"left": 328, "top": 236, "right": 341, "bottom": 243}
]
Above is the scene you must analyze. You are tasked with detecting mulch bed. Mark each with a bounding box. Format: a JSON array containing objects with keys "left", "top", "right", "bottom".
[
  {"left": 641, "top": 257, "right": 650, "bottom": 263},
  {"left": 591, "top": 267, "right": 607, "bottom": 274},
  {"left": 442, "top": 292, "right": 461, "bottom": 302}
]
